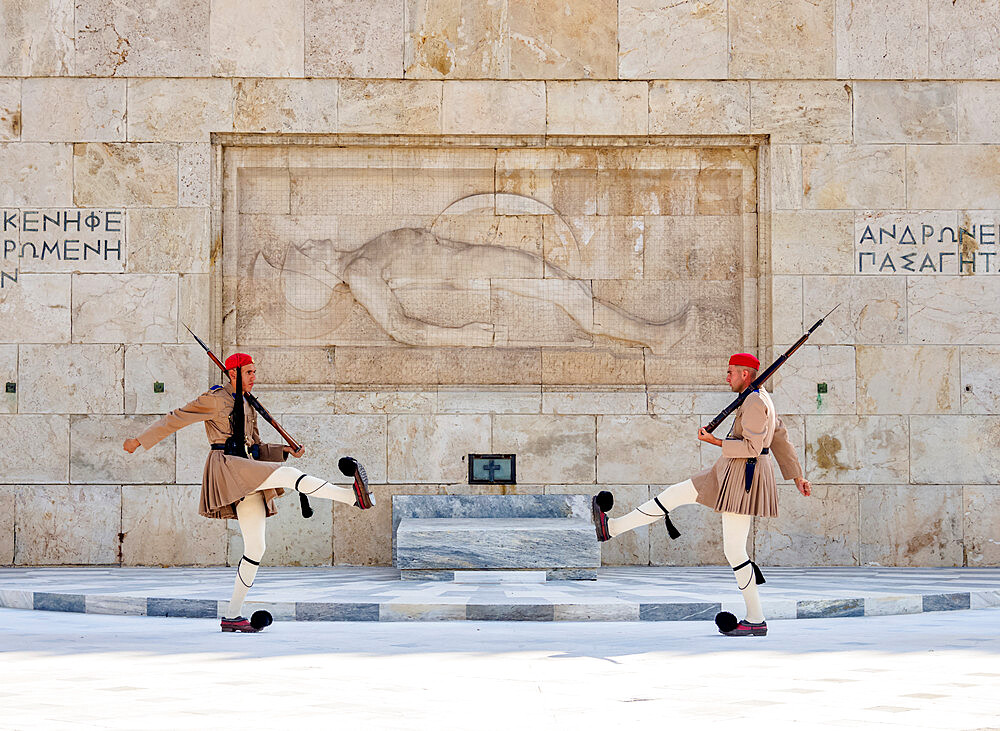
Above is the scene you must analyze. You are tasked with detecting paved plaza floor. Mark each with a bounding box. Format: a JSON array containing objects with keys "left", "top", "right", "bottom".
[
  {"left": 0, "top": 606, "right": 998, "bottom": 730},
  {"left": 2, "top": 566, "right": 1000, "bottom": 622}
]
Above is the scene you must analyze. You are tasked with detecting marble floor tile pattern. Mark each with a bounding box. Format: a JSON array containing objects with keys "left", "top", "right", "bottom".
[{"left": 2, "top": 566, "right": 1000, "bottom": 622}]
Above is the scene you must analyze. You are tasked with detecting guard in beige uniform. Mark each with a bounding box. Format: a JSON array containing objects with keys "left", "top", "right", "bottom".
[
  {"left": 123, "top": 353, "right": 374, "bottom": 633},
  {"left": 591, "top": 353, "right": 811, "bottom": 636}
]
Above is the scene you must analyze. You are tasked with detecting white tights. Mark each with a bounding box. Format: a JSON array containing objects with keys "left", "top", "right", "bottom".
[
  {"left": 225, "top": 466, "right": 358, "bottom": 618},
  {"left": 607, "top": 480, "right": 765, "bottom": 624}
]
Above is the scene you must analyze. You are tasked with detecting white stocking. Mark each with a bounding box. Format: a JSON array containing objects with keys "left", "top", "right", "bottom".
[
  {"left": 227, "top": 492, "right": 266, "bottom": 619},
  {"left": 607, "top": 479, "right": 698, "bottom": 537},
  {"left": 722, "top": 512, "right": 764, "bottom": 624},
  {"left": 257, "top": 465, "right": 357, "bottom": 505}
]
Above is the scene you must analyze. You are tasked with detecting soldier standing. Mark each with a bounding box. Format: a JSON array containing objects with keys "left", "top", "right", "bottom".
[
  {"left": 591, "top": 353, "right": 811, "bottom": 636},
  {"left": 123, "top": 353, "right": 374, "bottom": 633}
]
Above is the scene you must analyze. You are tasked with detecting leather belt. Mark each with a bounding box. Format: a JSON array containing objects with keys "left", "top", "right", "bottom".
[{"left": 744, "top": 448, "right": 770, "bottom": 493}]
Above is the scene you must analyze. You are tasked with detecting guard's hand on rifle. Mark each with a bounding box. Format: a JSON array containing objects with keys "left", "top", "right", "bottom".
[
  {"left": 284, "top": 445, "right": 305, "bottom": 458},
  {"left": 697, "top": 427, "right": 723, "bottom": 447},
  {"left": 123, "top": 438, "right": 140, "bottom": 454},
  {"left": 795, "top": 477, "right": 811, "bottom": 497}
]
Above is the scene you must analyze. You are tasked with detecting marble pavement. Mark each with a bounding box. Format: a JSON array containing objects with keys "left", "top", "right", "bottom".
[{"left": 2, "top": 566, "right": 999, "bottom": 623}]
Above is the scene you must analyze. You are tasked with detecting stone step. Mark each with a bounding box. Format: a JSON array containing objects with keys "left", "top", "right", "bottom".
[{"left": 396, "top": 517, "right": 600, "bottom": 572}]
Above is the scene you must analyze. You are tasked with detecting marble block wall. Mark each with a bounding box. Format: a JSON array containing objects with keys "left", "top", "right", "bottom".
[{"left": 3, "top": 0, "right": 1000, "bottom": 568}]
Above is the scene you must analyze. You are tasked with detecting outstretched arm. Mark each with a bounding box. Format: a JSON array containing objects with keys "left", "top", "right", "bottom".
[
  {"left": 345, "top": 260, "right": 493, "bottom": 347},
  {"left": 122, "top": 393, "right": 217, "bottom": 454}
]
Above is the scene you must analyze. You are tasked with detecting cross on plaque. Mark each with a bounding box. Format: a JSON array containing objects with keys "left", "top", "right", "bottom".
[{"left": 482, "top": 459, "right": 502, "bottom": 482}]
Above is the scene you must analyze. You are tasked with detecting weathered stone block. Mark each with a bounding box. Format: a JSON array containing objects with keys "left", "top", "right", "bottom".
[
  {"left": 836, "top": 0, "right": 928, "bottom": 79},
  {"left": 756, "top": 485, "right": 859, "bottom": 566},
  {"left": 179, "top": 143, "right": 211, "bottom": 207},
  {"left": 856, "top": 346, "right": 959, "bottom": 414},
  {"left": 729, "top": 0, "right": 835, "bottom": 79},
  {"left": 228, "top": 493, "right": 333, "bottom": 567},
  {"left": 907, "top": 277, "right": 1000, "bottom": 344},
  {"left": 494, "top": 414, "right": 596, "bottom": 484},
  {"left": 260, "top": 413, "right": 382, "bottom": 484},
  {"left": 771, "top": 275, "right": 803, "bottom": 345},
  {"left": 21, "top": 78, "right": 124, "bottom": 142},
  {"left": 387, "top": 414, "right": 489, "bottom": 483},
  {"left": 175, "top": 416, "right": 206, "bottom": 484},
  {"left": 179, "top": 273, "right": 210, "bottom": 342},
  {"left": 128, "top": 78, "right": 232, "bottom": 142},
  {"left": 72, "top": 274, "right": 177, "bottom": 343},
  {"left": 960, "top": 347, "right": 1000, "bottom": 414},
  {"left": 855, "top": 82, "right": 956, "bottom": 143},
  {"left": 771, "top": 345, "right": 855, "bottom": 415},
  {"left": 333, "top": 389, "right": 435, "bottom": 414},
  {"left": 619, "top": 0, "right": 726, "bottom": 79},
  {"left": 71, "top": 414, "right": 175, "bottom": 484},
  {"left": 14, "top": 485, "right": 121, "bottom": 565},
  {"left": 122, "top": 484, "right": 227, "bottom": 565},
  {"left": 546, "top": 82, "right": 647, "bottom": 136},
  {"left": 859, "top": 485, "right": 963, "bottom": 566},
  {"left": 74, "top": 143, "right": 178, "bottom": 207},
  {"left": 0, "top": 345, "right": 14, "bottom": 414},
  {"left": 929, "top": 2, "right": 1000, "bottom": 78},
  {"left": 0, "top": 415, "right": 69, "bottom": 483},
  {"left": 805, "top": 415, "right": 908, "bottom": 484},
  {"left": 210, "top": 0, "right": 304, "bottom": 77},
  {"left": 339, "top": 80, "right": 440, "bottom": 134},
  {"left": 405, "top": 0, "right": 508, "bottom": 78},
  {"left": 306, "top": 0, "right": 403, "bottom": 78},
  {"left": 801, "top": 275, "right": 907, "bottom": 345},
  {"left": 911, "top": 416, "right": 1000, "bottom": 485},
  {"left": 956, "top": 83, "right": 1000, "bottom": 143},
  {"left": 771, "top": 211, "right": 854, "bottom": 275},
  {"left": 770, "top": 145, "right": 802, "bottom": 210},
  {"left": 0, "top": 143, "right": 73, "bottom": 206},
  {"left": 541, "top": 388, "right": 646, "bottom": 415},
  {"left": 802, "top": 145, "right": 905, "bottom": 209},
  {"left": 0, "top": 485, "right": 12, "bottom": 564},
  {"left": 598, "top": 414, "right": 702, "bottom": 485},
  {"left": 510, "top": 0, "right": 615, "bottom": 79},
  {"left": 964, "top": 485, "right": 1000, "bottom": 566},
  {"left": 19, "top": 344, "right": 122, "bottom": 414},
  {"left": 0, "top": 0, "right": 73, "bottom": 76},
  {"left": 0, "top": 79, "right": 18, "bottom": 140},
  {"left": 126, "top": 209, "right": 210, "bottom": 274},
  {"left": 907, "top": 146, "right": 1000, "bottom": 209},
  {"left": 750, "top": 81, "right": 852, "bottom": 144},
  {"left": 648, "top": 81, "right": 749, "bottom": 136},
  {"left": 643, "top": 215, "right": 743, "bottom": 281},
  {"left": 442, "top": 81, "right": 545, "bottom": 134},
  {"left": 233, "top": 79, "right": 339, "bottom": 133},
  {"left": 124, "top": 344, "right": 207, "bottom": 415},
  {"left": 397, "top": 518, "right": 599, "bottom": 569},
  {"left": 0, "top": 274, "right": 71, "bottom": 344},
  {"left": 541, "top": 349, "right": 644, "bottom": 386},
  {"left": 75, "top": 0, "right": 211, "bottom": 76},
  {"left": 439, "top": 387, "right": 541, "bottom": 414}
]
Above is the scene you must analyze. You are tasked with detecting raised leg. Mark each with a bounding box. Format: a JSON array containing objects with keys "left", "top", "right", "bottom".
[{"left": 607, "top": 479, "right": 698, "bottom": 538}]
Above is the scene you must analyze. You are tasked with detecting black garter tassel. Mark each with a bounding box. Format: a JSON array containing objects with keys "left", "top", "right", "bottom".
[
  {"left": 733, "top": 558, "right": 766, "bottom": 585},
  {"left": 653, "top": 497, "right": 681, "bottom": 540}
]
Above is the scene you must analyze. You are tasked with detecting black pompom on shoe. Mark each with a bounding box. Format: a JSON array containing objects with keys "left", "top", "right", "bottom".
[
  {"left": 250, "top": 610, "right": 273, "bottom": 630},
  {"left": 595, "top": 490, "right": 614, "bottom": 512},
  {"left": 715, "top": 611, "right": 739, "bottom": 633}
]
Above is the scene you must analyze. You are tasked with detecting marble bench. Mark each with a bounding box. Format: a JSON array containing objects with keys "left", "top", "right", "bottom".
[{"left": 392, "top": 495, "right": 601, "bottom": 581}]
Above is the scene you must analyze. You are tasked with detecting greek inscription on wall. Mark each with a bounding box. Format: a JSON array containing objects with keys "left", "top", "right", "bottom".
[
  {"left": 855, "top": 213, "right": 999, "bottom": 276},
  {"left": 1, "top": 209, "right": 126, "bottom": 286}
]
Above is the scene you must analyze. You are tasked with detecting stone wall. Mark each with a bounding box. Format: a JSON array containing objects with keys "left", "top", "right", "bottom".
[{"left": 2, "top": 0, "right": 998, "bottom": 568}]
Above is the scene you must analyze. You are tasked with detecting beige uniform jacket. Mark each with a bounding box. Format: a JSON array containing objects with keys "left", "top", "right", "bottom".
[
  {"left": 137, "top": 383, "right": 287, "bottom": 520},
  {"left": 691, "top": 387, "right": 803, "bottom": 517}
]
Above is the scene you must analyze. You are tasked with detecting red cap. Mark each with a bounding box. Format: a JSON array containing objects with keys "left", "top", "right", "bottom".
[
  {"left": 728, "top": 353, "right": 760, "bottom": 370},
  {"left": 224, "top": 353, "right": 253, "bottom": 370}
]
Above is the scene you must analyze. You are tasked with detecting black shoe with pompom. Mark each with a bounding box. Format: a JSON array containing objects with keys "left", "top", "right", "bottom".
[{"left": 591, "top": 491, "right": 614, "bottom": 542}]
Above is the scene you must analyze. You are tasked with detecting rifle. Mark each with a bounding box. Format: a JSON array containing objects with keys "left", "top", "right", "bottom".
[
  {"left": 702, "top": 304, "right": 840, "bottom": 434},
  {"left": 184, "top": 324, "right": 314, "bottom": 518}
]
